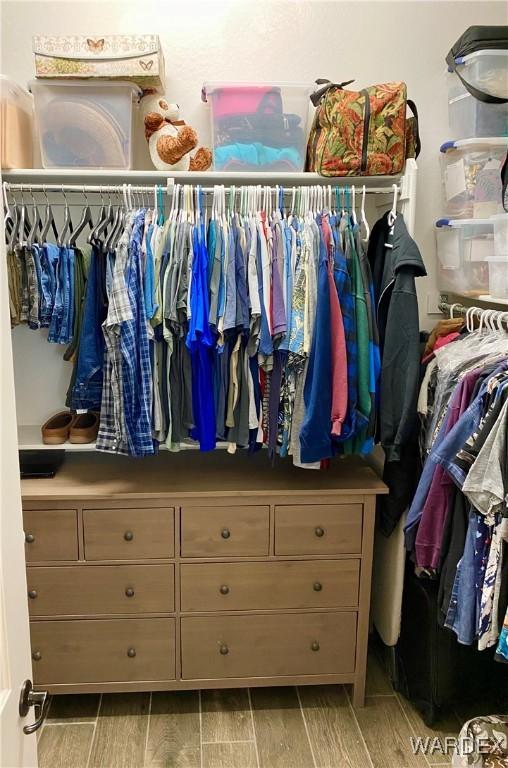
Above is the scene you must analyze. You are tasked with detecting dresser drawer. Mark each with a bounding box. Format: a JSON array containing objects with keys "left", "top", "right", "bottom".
[
  {"left": 180, "top": 560, "right": 360, "bottom": 612},
  {"left": 274, "top": 504, "right": 363, "bottom": 555},
  {"left": 181, "top": 505, "right": 269, "bottom": 557},
  {"left": 23, "top": 509, "right": 78, "bottom": 562},
  {"left": 27, "top": 564, "right": 175, "bottom": 617},
  {"left": 83, "top": 508, "right": 174, "bottom": 560},
  {"left": 31, "top": 618, "right": 176, "bottom": 685},
  {"left": 181, "top": 612, "right": 356, "bottom": 680}
]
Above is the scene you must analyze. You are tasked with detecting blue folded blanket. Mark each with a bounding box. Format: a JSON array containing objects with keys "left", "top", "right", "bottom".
[{"left": 214, "top": 142, "right": 302, "bottom": 170}]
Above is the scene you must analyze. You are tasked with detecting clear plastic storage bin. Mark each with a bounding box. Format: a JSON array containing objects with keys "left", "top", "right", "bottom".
[
  {"left": 1, "top": 76, "right": 34, "bottom": 169},
  {"left": 30, "top": 79, "right": 141, "bottom": 169},
  {"left": 486, "top": 214, "right": 508, "bottom": 300},
  {"left": 487, "top": 259, "right": 508, "bottom": 300},
  {"left": 447, "top": 50, "right": 508, "bottom": 138},
  {"left": 202, "top": 82, "right": 313, "bottom": 171},
  {"left": 436, "top": 218, "right": 493, "bottom": 296},
  {"left": 493, "top": 213, "right": 508, "bottom": 260},
  {"left": 440, "top": 138, "right": 508, "bottom": 218}
]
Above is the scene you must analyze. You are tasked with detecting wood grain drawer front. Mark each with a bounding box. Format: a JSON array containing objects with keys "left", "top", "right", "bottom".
[
  {"left": 26, "top": 565, "right": 175, "bottom": 617},
  {"left": 181, "top": 506, "right": 269, "bottom": 557},
  {"left": 30, "top": 618, "right": 176, "bottom": 685},
  {"left": 274, "top": 504, "right": 363, "bottom": 555},
  {"left": 181, "top": 612, "right": 357, "bottom": 679},
  {"left": 180, "top": 560, "right": 360, "bottom": 612},
  {"left": 23, "top": 509, "right": 78, "bottom": 562},
  {"left": 83, "top": 508, "right": 174, "bottom": 560}
]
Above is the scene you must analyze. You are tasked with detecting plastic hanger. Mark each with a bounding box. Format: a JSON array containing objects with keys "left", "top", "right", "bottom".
[
  {"left": 69, "top": 187, "right": 93, "bottom": 246},
  {"left": 88, "top": 187, "right": 107, "bottom": 243},
  {"left": 360, "top": 185, "right": 370, "bottom": 242},
  {"left": 449, "top": 302, "right": 461, "bottom": 319},
  {"left": 57, "top": 187, "right": 74, "bottom": 247},
  {"left": 105, "top": 190, "right": 125, "bottom": 253},
  {"left": 27, "top": 189, "right": 42, "bottom": 249},
  {"left": 40, "top": 187, "right": 58, "bottom": 244},
  {"left": 388, "top": 183, "right": 398, "bottom": 228}
]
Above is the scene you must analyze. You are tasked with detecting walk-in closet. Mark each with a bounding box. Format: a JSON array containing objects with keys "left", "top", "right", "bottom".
[{"left": 1, "top": 3, "right": 507, "bottom": 768}]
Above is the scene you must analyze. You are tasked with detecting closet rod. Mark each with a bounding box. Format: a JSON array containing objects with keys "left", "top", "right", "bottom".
[
  {"left": 3, "top": 182, "right": 402, "bottom": 196},
  {"left": 439, "top": 301, "right": 508, "bottom": 325}
]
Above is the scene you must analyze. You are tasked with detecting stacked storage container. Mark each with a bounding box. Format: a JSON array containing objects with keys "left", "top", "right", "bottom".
[
  {"left": 436, "top": 31, "right": 508, "bottom": 299},
  {"left": 29, "top": 35, "right": 165, "bottom": 170}
]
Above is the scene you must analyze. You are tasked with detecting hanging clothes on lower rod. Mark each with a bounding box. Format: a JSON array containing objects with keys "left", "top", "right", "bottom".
[
  {"left": 4, "top": 182, "right": 426, "bottom": 472},
  {"left": 406, "top": 303, "right": 508, "bottom": 665}
]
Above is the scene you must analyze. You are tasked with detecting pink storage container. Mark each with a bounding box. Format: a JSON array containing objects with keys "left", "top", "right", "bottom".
[
  {"left": 203, "top": 85, "right": 283, "bottom": 119},
  {"left": 202, "top": 81, "right": 313, "bottom": 172}
]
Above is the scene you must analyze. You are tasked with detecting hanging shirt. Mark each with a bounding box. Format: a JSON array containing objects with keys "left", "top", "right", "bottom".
[
  {"left": 187, "top": 216, "right": 216, "bottom": 451},
  {"left": 121, "top": 211, "right": 154, "bottom": 456}
]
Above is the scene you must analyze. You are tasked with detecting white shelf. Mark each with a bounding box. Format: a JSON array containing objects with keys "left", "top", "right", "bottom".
[
  {"left": 478, "top": 294, "right": 508, "bottom": 306},
  {"left": 18, "top": 425, "right": 96, "bottom": 451},
  {"left": 17, "top": 425, "right": 230, "bottom": 452},
  {"left": 2, "top": 168, "right": 401, "bottom": 188}
]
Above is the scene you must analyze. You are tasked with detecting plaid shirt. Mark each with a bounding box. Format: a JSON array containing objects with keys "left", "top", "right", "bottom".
[
  {"left": 332, "top": 223, "right": 357, "bottom": 442},
  {"left": 121, "top": 211, "right": 155, "bottom": 456},
  {"left": 96, "top": 214, "right": 135, "bottom": 455}
]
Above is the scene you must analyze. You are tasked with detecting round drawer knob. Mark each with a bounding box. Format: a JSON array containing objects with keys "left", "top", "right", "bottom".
[
  {"left": 221, "top": 528, "right": 231, "bottom": 540},
  {"left": 32, "top": 651, "right": 42, "bottom": 662},
  {"left": 219, "top": 585, "right": 230, "bottom": 595},
  {"left": 314, "top": 526, "right": 325, "bottom": 538},
  {"left": 25, "top": 533, "right": 35, "bottom": 544},
  {"left": 311, "top": 641, "right": 320, "bottom": 652},
  {"left": 127, "top": 648, "right": 136, "bottom": 658},
  {"left": 28, "top": 589, "right": 38, "bottom": 600},
  {"left": 124, "top": 530, "right": 134, "bottom": 542},
  {"left": 219, "top": 644, "right": 229, "bottom": 655},
  {"left": 125, "top": 587, "right": 135, "bottom": 598},
  {"left": 313, "top": 582, "right": 322, "bottom": 592}
]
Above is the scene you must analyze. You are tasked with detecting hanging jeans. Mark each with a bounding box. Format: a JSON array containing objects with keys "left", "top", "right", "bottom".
[{"left": 70, "top": 245, "right": 105, "bottom": 411}]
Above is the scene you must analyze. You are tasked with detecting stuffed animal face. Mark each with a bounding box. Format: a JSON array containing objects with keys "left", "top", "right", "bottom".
[{"left": 140, "top": 94, "right": 181, "bottom": 138}]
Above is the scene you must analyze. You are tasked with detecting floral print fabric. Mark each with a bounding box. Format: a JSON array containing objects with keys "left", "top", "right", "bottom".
[{"left": 306, "top": 81, "right": 411, "bottom": 177}]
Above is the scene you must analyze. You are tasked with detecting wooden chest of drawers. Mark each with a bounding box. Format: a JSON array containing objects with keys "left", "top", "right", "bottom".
[{"left": 21, "top": 452, "right": 387, "bottom": 706}]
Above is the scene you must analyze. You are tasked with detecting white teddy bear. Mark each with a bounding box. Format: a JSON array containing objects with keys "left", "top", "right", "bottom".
[{"left": 140, "top": 93, "right": 212, "bottom": 172}]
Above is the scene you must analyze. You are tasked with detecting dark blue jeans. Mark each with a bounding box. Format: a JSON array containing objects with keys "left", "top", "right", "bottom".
[{"left": 70, "top": 245, "right": 104, "bottom": 411}]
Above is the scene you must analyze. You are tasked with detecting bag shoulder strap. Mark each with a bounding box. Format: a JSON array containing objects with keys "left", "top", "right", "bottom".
[
  {"left": 406, "top": 99, "right": 421, "bottom": 159},
  {"left": 310, "top": 78, "right": 355, "bottom": 107},
  {"left": 445, "top": 48, "right": 508, "bottom": 104}
]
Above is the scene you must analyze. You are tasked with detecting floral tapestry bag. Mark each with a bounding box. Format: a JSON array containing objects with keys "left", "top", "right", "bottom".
[{"left": 306, "top": 79, "right": 421, "bottom": 176}]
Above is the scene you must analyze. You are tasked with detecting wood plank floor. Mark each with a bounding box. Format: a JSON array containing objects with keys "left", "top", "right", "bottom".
[{"left": 37, "top": 647, "right": 471, "bottom": 768}]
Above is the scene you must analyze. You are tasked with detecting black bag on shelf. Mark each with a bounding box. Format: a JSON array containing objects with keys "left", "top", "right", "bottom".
[{"left": 446, "top": 26, "right": 508, "bottom": 104}]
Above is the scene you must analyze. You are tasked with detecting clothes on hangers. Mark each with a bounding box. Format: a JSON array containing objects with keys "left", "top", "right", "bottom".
[
  {"left": 405, "top": 314, "right": 508, "bottom": 663},
  {"left": 6, "top": 185, "right": 425, "bottom": 477}
]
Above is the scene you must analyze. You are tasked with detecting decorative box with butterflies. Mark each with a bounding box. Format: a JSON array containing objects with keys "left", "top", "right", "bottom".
[{"left": 32, "top": 34, "right": 165, "bottom": 91}]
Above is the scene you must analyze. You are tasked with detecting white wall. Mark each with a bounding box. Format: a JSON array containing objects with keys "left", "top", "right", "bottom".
[{"left": 2, "top": 0, "right": 507, "bottom": 425}]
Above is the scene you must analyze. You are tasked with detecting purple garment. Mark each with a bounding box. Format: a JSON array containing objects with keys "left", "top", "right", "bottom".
[
  {"left": 271, "top": 223, "right": 286, "bottom": 339},
  {"left": 415, "top": 369, "right": 482, "bottom": 569},
  {"left": 267, "top": 350, "right": 284, "bottom": 459}
]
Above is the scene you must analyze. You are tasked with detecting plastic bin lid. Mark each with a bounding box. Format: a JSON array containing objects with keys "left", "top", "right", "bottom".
[
  {"left": 202, "top": 81, "right": 313, "bottom": 101},
  {"left": 0, "top": 75, "right": 33, "bottom": 110},
  {"left": 436, "top": 217, "right": 496, "bottom": 228},
  {"left": 29, "top": 78, "right": 142, "bottom": 98},
  {"left": 456, "top": 48, "right": 508, "bottom": 65},
  {"left": 440, "top": 137, "right": 508, "bottom": 152}
]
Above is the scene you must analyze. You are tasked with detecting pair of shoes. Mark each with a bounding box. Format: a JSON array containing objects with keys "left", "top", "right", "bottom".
[{"left": 41, "top": 412, "right": 99, "bottom": 445}]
